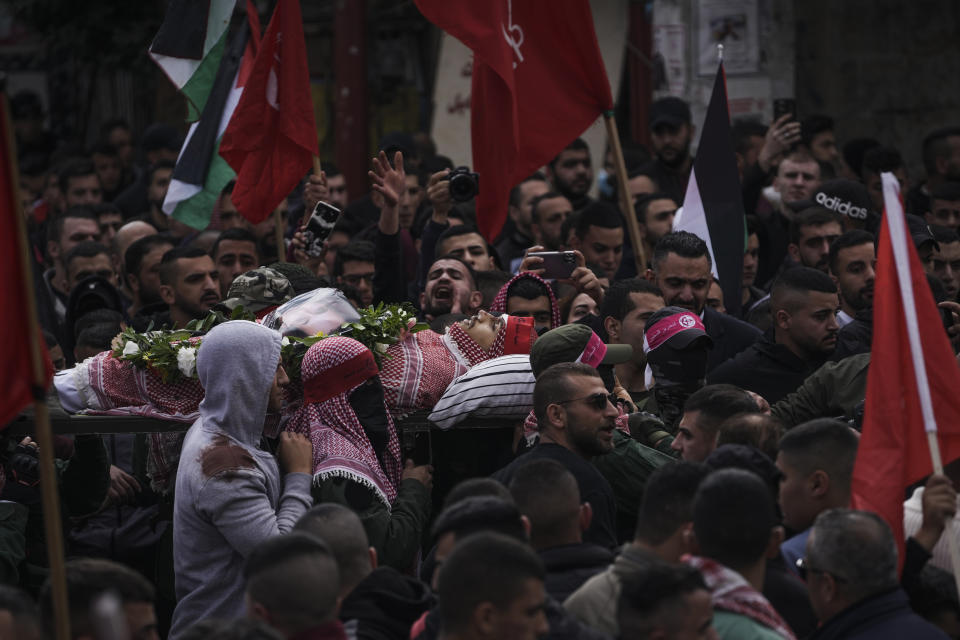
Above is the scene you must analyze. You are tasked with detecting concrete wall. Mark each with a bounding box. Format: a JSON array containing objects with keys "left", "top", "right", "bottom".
[{"left": 794, "top": 0, "right": 960, "bottom": 179}]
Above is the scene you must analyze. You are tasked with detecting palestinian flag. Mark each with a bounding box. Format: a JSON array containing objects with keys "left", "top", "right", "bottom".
[
  {"left": 161, "top": 2, "right": 261, "bottom": 230},
  {"left": 149, "top": 0, "right": 236, "bottom": 122},
  {"left": 672, "top": 61, "right": 746, "bottom": 317}
]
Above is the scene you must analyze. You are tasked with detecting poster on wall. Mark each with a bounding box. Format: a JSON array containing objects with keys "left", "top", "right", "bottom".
[
  {"left": 652, "top": 1, "right": 686, "bottom": 97},
  {"left": 697, "top": 0, "right": 759, "bottom": 75}
]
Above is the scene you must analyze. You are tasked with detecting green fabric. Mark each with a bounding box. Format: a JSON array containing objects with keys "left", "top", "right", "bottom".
[
  {"left": 770, "top": 353, "right": 870, "bottom": 427},
  {"left": 594, "top": 430, "right": 675, "bottom": 542},
  {"left": 314, "top": 477, "right": 431, "bottom": 571},
  {"left": 171, "top": 138, "right": 236, "bottom": 230},
  {"left": 627, "top": 410, "right": 678, "bottom": 456},
  {"left": 180, "top": 31, "right": 229, "bottom": 122},
  {"left": 713, "top": 610, "right": 788, "bottom": 640}
]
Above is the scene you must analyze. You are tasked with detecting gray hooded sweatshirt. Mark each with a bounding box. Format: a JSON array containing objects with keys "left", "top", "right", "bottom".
[{"left": 170, "top": 321, "right": 312, "bottom": 638}]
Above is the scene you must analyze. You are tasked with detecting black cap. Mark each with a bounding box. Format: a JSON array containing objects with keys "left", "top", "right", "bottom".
[
  {"left": 906, "top": 214, "right": 938, "bottom": 251},
  {"left": 649, "top": 97, "right": 692, "bottom": 129},
  {"left": 812, "top": 179, "right": 874, "bottom": 222}
]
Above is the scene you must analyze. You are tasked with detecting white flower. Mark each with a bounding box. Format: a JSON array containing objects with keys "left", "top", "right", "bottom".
[
  {"left": 281, "top": 337, "right": 290, "bottom": 347},
  {"left": 375, "top": 342, "right": 389, "bottom": 354},
  {"left": 177, "top": 347, "right": 198, "bottom": 378},
  {"left": 122, "top": 341, "right": 140, "bottom": 356}
]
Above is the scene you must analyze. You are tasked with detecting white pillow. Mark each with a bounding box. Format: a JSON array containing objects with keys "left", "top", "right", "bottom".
[{"left": 428, "top": 355, "right": 536, "bottom": 429}]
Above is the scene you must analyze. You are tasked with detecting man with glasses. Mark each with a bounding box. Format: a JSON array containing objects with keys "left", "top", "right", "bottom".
[
  {"left": 802, "top": 509, "right": 948, "bottom": 639},
  {"left": 493, "top": 362, "right": 620, "bottom": 549},
  {"left": 334, "top": 240, "right": 376, "bottom": 308}
]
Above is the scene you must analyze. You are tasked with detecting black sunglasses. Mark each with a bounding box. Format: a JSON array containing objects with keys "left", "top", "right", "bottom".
[
  {"left": 556, "top": 392, "right": 619, "bottom": 411},
  {"left": 796, "top": 557, "right": 847, "bottom": 583}
]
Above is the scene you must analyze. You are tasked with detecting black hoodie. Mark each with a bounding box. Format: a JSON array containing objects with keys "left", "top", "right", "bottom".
[{"left": 340, "top": 567, "right": 434, "bottom": 640}]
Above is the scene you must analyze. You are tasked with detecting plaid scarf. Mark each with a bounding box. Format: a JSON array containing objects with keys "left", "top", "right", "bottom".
[
  {"left": 288, "top": 337, "right": 402, "bottom": 507},
  {"left": 685, "top": 555, "right": 796, "bottom": 640},
  {"left": 489, "top": 272, "right": 561, "bottom": 329}
]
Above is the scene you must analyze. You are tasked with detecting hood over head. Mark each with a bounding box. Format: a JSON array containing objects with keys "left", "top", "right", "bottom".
[{"left": 197, "top": 320, "right": 282, "bottom": 447}]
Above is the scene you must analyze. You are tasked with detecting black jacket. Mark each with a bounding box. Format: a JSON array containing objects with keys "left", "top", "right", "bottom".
[
  {"left": 707, "top": 334, "right": 825, "bottom": 404},
  {"left": 638, "top": 158, "right": 691, "bottom": 206},
  {"left": 540, "top": 542, "right": 614, "bottom": 603},
  {"left": 413, "top": 598, "right": 611, "bottom": 640},
  {"left": 340, "top": 567, "right": 433, "bottom": 640},
  {"left": 832, "top": 308, "right": 872, "bottom": 361},
  {"left": 808, "top": 587, "right": 949, "bottom": 640},
  {"left": 702, "top": 307, "right": 762, "bottom": 373}
]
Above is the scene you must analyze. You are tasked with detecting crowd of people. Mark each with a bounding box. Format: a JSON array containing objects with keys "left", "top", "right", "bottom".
[{"left": 6, "top": 84, "right": 960, "bottom": 640}]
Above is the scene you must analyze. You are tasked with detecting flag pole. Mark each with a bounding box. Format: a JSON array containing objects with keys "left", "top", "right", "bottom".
[
  {"left": 924, "top": 432, "right": 960, "bottom": 597},
  {"left": 301, "top": 156, "right": 324, "bottom": 229},
  {"left": 1, "top": 87, "right": 71, "bottom": 640},
  {"left": 603, "top": 112, "right": 647, "bottom": 271}
]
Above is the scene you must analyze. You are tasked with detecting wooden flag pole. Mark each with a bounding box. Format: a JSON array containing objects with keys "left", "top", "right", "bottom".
[
  {"left": 603, "top": 112, "right": 646, "bottom": 271},
  {"left": 924, "top": 432, "right": 960, "bottom": 598},
  {"left": 1, "top": 89, "right": 70, "bottom": 640},
  {"left": 301, "top": 155, "right": 324, "bottom": 229}
]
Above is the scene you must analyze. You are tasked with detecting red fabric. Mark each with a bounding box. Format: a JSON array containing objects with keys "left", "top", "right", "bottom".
[
  {"left": 501, "top": 315, "right": 535, "bottom": 355},
  {"left": 220, "top": 0, "right": 318, "bottom": 224},
  {"left": 489, "top": 272, "right": 561, "bottom": 329},
  {"left": 644, "top": 312, "right": 705, "bottom": 351},
  {"left": 851, "top": 191, "right": 960, "bottom": 569},
  {"left": 302, "top": 348, "right": 379, "bottom": 404},
  {"left": 0, "top": 98, "right": 53, "bottom": 426},
  {"left": 414, "top": 0, "right": 613, "bottom": 240}
]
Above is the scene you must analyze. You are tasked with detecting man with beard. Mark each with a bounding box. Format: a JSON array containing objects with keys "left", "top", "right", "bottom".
[
  {"left": 635, "top": 193, "right": 678, "bottom": 271},
  {"left": 546, "top": 138, "right": 594, "bottom": 211},
  {"left": 932, "top": 226, "right": 960, "bottom": 300},
  {"left": 158, "top": 247, "right": 221, "bottom": 329},
  {"left": 493, "top": 362, "right": 620, "bottom": 550},
  {"left": 569, "top": 201, "right": 625, "bottom": 280},
  {"left": 741, "top": 218, "right": 765, "bottom": 320},
  {"left": 530, "top": 192, "right": 573, "bottom": 252},
  {"left": 907, "top": 126, "right": 960, "bottom": 217},
  {"left": 419, "top": 256, "right": 482, "bottom": 322},
  {"left": 757, "top": 150, "right": 822, "bottom": 286},
  {"left": 124, "top": 235, "right": 175, "bottom": 319},
  {"left": 785, "top": 208, "right": 843, "bottom": 274},
  {"left": 829, "top": 230, "right": 875, "bottom": 355},
  {"left": 709, "top": 267, "right": 840, "bottom": 404},
  {"left": 646, "top": 231, "right": 760, "bottom": 372},
  {"left": 498, "top": 174, "right": 550, "bottom": 268},
  {"left": 640, "top": 97, "right": 695, "bottom": 205}
]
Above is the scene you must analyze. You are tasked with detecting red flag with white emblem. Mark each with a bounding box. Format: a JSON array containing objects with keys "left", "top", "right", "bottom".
[{"left": 220, "top": 0, "right": 317, "bottom": 224}]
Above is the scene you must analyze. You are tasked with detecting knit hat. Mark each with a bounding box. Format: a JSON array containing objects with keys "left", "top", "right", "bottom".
[{"left": 529, "top": 324, "right": 632, "bottom": 377}]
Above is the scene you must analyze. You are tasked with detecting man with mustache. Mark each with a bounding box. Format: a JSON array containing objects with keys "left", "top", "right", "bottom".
[
  {"left": 639, "top": 97, "right": 695, "bottom": 205},
  {"left": 546, "top": 138, "right": 594, "bottom": 212},
  {"left": 158, "top": 247, "right": 222, "bottom": 329},
  {"left": 646, "top": 231, "right": 760, "bottom": 372},
  {"left": 829, "top": 230, "right": 876, "bottom": 358},
  {"left": 787, "top": 208, "right": 843, "bottom": 274},
  {"left": 709, "top": 267, "right": 841, "bottom": 403},
  {"left": 419, "top": 256, "right": 482, "bottom": 322}
]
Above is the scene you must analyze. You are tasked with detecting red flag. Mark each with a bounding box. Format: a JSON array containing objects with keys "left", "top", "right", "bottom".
[
  {"left": 851, "top": 173, "right": 960, "bottom": 565},
  {"left": 0, "top": 93, "right": 54, "bottom": 425},
  {"left": 220, "top": 0, "right": 317, "bottom": 224},
  {"left": 415, "top": 0, "right": 613, "bottom": 240}
]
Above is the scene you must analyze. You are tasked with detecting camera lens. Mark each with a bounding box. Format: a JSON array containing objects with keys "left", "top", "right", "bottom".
[{"left": 448, "top": 169, "right": 479, "bottom": 202}]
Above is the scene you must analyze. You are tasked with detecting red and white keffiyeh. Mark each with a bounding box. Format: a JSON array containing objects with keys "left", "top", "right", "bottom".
[
  {"left": 287, "top": 337, "right": 402, "bottom": 508},
  {"left": 489, "top": 272, "right": 562, "bottom": 329},
  {"left": 685, "top": 555, "right": 796, "bottom": 640}
]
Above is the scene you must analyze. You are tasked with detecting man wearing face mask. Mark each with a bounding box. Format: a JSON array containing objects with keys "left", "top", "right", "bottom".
[{"left": 288, "top": 337, "right": 434, "bottom": 571}]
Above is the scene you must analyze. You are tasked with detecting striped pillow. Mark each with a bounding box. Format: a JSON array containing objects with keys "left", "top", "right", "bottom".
[{"left": 428, "top": 354, "right": 536, "bottom": 429}]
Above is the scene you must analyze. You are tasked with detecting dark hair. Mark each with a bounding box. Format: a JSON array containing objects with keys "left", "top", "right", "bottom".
[
  {"left": 931, "top": 225, "right": 960, "bottom": 245},
  {"left": 732, "top": 119, "right": 768, "bottom": 155},
  {"left": 861, "top": 146, "right": 904, "bottom": 178},
  {"left": 509, "top": 458, "right": 580, "bottom": 549},
  {"left": 788, "top": 207, "right": 843, "bottom": 245},
  {"left": 444, "top": 477, "right": 513, "bottom": 509},
  {"left": 618, "top": 562, "right": 708, "bottom": 639},
  {"left": 58, "top": 158, "right": 98, "bottom": 194},
  {"left": 717, "top": 413, "right": 785, "bottom": 461},
  {"left": 294, "top": 504, "right": 371, "bottom": 592},
  {"left": 599, "top": 278, "right": 662, "bottom": 322},
  {"left": 159, "top": 246, "right": 209, "bottom": 285},
  {"left": 530, "top": 191, "right": 568, "bottom": 224},
  {"left": 76, "top": 320, "right": 123, "bottom": 352},
  {"left": 322, "top": 162, "right": 341, "bottom": 178},
  {"left": 333, "top": 240, "right": 375, "bottom": 277},
  {"left": 635, "top": 462, "right": 709, "bottom": 544},
  {"left": 244, "top": 532, "right": 340, "bottom": 632},
  {"left": 770, "top": 266, "right": 838, "bottom": 314},
  {"left": 182, "top": 619, "right": 284, "bottom": 640},
  {"left": 575, "top": 201, "right": 623, "bottom": 239},
  {"left": 548, "top": 138, "right": 589, "bottom": 169},
  {"left": 125, "top": 233, "right": 176, "bottom": 279},
  {"left": 682, "top": 384, "right": 759, "bottom": 439},
  {"left": 746, "top": 214, "right": 761, "bottom": 238},
  {"left": 828, "top": 229, "right": 875, "bottom": 274},
  {"left": 843, "top": 138, "right": 881, "bottom": 179},
  {"left": 507, "top": 276, "right": 550, "bottom": 302},
  {"left": 474, "top": 270, "right": 512, "bottom": 309},
  {"left": 431, "top": 496, "right": 527, "bottom": 543},
  {"left": 509, "top": 172, "right": 548, "bottom": 208},
  {"left": 146, "top": 159, "right": 176, "bottom": 184},
  {"left": 99, "top": 117, "right": 130, "bottom": 141},
  {"left": 437, "top": 533, "right": 545, "bottom": 635},
  {"left": 930, "top": 181, "right": 960, "bottom": 203},
  {"left": 40, "top": 558, "right": 155, "bottom": 638},
  {"left": 634, "top": 192, "right": 676, "bottom": 225},
  {"left": 47, "top": 206, "right": 98, "bottom": 245},
  {"left": 430, "top": 253, "right": 479, "bottom": 291},
  {"left": 436, "top": 225, "right": 490, "bottom": 256},
  {"left": 211, "top": 227, "right": 259, "bottom": 259},
  {"left": 693, "top": 468, "right": 777, "bottom": 569},
  {"left": 800, "top": 114, "right": 834, "bottom": 148},
  {"left": 778, "top": 418, "right": 859, "bottom": 493},
  {"left": 64, "top": 240, "right": 111, "bottom": 271},
  {"left": 922, "top": 127, "right": 960, "bottom": 175},
  {"left": 652, "top": 231, "right": 711, "bottom": 271},
  {"left": 90, "top": 142, "right": 119, "bottom": 158},
  {"left": 533, "top": 362, "right": 600, "bottom": 424}
]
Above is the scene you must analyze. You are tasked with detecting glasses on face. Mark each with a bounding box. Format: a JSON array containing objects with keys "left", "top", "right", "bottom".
[
  {"left": 796, "top": 557, "right": 847, "bottom": 583},
  {"left": 557, "top": 392, "right": 619, "bottom": 411}
]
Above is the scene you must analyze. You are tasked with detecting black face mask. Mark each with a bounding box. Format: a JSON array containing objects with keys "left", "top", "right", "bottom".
[
  {"left": 654, "top": 384, "right": 702, "bottom": 433},
  {"left": 349, "top": 378, "right": 389, "bottom": 470},
  {"left": 597, "top": 364, "right": 616, "bottom": 392},
  {"left": 647, "top": 342, "right": 709, "bottom": 388}
]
